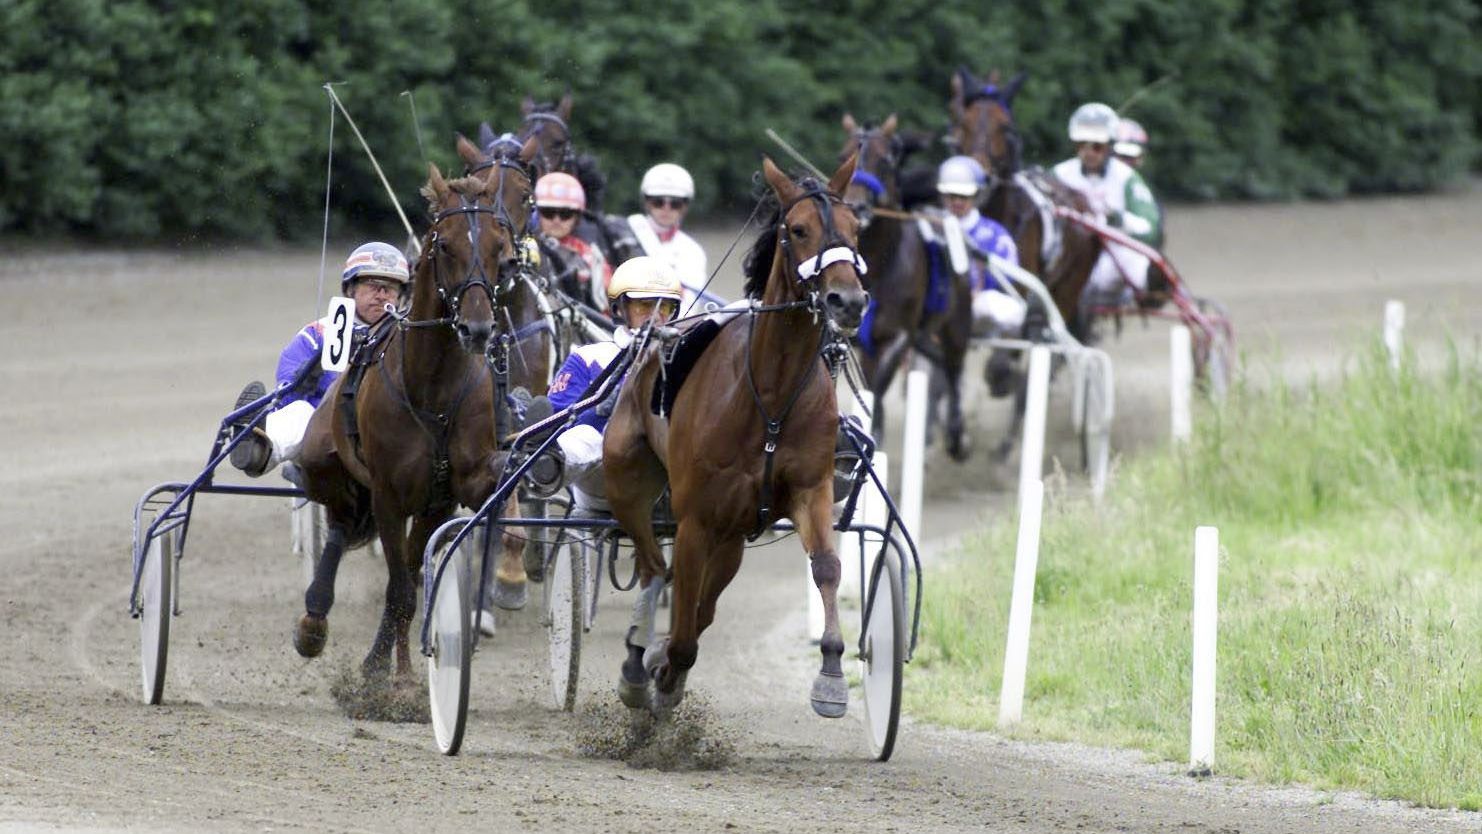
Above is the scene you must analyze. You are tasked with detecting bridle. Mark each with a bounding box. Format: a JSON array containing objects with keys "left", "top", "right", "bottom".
[
  {"left": 520, "top": 110, "right": 576, "bottom": 177},
  {"left": 409, "top": 157, "right": 534, "bottom": 333},
  {"left": 846, "top": 128, "right": 903, "bottom": 223},
  {"left": 775, "top": 179, "right": 869, "bottom": 322},
  {"left": 953, "top": 89, "right": 1022, "bottom": 186}
]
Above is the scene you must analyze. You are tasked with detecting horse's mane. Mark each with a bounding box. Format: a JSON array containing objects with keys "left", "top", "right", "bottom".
[
  {"left": 740, "top": 173, "right": 831, "bottom": 299},
  {"left": 419, "top": 173, "right": 488, "bottom": 209}
]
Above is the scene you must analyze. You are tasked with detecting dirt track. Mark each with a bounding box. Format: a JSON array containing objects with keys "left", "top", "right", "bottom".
[{"left": 2, "top": 183, "right": 1480, "bottom": 833}]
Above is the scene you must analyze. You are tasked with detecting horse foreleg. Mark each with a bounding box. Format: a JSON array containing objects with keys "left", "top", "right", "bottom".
[
  {"left": 295, "top": 520, "right": 349, "bottom": 658},
  {"left": 795, "top": 486, "right": 848, "bottom": 718},
  {"left": 363, "top": 504, "right": 410, "bottom": 681},
  {"left": 943, "top": 331, "right": 971, "bottom": 462},
  {"left": 648, "top": 519, "right": 738, "bottom": 714},
  {"left": 490, "top": 494, "right": 529, "bottom": 611},
  {"left": 995, "top": 372, "right": 1030, "bottom": 462}
]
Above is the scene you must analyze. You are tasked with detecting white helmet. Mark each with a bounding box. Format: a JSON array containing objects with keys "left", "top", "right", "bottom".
[
  {"left": 1067, "top": 102, "right": 1119, "bottom": 145},
  {"left": 607, "top": 256, "right": 682, "bottom": 303},
  {"left": 1114, "top": 118, "right": 1149, "bottom": 158},
  {"left": 640, "top": 163, "right": 695, "bottom": 200},
  {"left": 341, "top": 242, "right": 410, "bottom": 293},
  {"left": 937, "top": 155, "right": 986, "bottom": 197}
]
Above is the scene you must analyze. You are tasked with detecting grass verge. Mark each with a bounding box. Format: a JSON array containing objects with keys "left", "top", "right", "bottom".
[{"left": 907, "top": 342, "right": 1481, "bottom": 809}]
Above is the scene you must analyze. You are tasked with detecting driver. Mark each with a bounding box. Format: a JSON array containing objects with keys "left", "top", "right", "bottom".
[
  {"left": 627, "top": 163, "right": 712, "bottom": 310},
  {"left": 936, "top": 155, "right": 1024, "bottom": 337},
  {"left": 1051, "top": 103, "right": 1161, "bottom": 307},
  {"left": 228, "top": 242, "right": 409, "bottom": 477},
  {"left": 543, "top": 256, "right": 681, "bottom": 511}
]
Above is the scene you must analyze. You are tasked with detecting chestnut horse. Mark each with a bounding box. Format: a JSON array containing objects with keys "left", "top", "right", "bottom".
[
  {"left": 603, "top": 154, "right": 869, "bottom": 716},
  {"left": 840, "top": 112, "right": 974, "bottom": 460},
  {"left": 292, "top": 136, "right": 542, "bottom": 682}
]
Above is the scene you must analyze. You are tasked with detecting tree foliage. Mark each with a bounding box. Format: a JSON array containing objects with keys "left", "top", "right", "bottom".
[{"left": 0, "top": 0, "right": 1476, "bottom": 239}]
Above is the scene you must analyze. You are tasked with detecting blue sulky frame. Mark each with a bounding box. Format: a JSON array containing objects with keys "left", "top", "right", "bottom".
[
  {"left": 417, "top": 337, "right": 924, "bottom": 668},
  {"left": 128, "top": 364, "right": 318, "bottom": 620}
]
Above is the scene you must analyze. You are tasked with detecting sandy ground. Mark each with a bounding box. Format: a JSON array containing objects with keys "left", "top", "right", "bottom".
[{"left": 1, "top": 181, "right": 1480, "bottom": 833}]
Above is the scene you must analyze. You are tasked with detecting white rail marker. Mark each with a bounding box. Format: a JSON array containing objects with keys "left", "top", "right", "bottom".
[
  {"left": 998, "top": 478, "right": 1045, "bottom": 727},
  {"left": 1170, "top": 325, "right": 1193, "bottom": 443},
  {"left": 901, "top": 369, "right": 929, "bottom": 545},
  {"left": 1018, "top": 346, "right": 1051, "bottom": 511},
  {"left": 1383, "top": 299, "right": 1405, "bottom": 373},
  {"left": 1190, "top": 525, "right": 1220, "bottom": 775}
]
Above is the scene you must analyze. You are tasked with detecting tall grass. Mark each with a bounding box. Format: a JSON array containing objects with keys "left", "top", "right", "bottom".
[{"left": 909, "top": 343, "right": 1482, "bottom": 809}]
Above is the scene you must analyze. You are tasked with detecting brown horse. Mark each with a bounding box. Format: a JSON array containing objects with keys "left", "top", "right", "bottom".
[
  {"left": 950, "top": 67, "right": 1102, "bottom": 457},
  {"left": 840, "top": 112, "right": 974, "bottom": 460},
  {"left": 292, "top": 135, "right": 542, "bottom": 682},
  {"left": 602, "top": 154, "right": 869, "bottom": 717}
]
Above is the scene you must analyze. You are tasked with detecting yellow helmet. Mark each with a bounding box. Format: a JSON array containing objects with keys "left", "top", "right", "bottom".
[{"left": 607, "top": 256, "right": 682, "bottom": 303}]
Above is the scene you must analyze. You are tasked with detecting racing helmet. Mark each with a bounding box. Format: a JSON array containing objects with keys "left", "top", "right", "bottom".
[
  {"left": 1114, "top": 118, "right": 1149, "bottom": 158},
  {"left": 607, "top": 256, "right": 682, "bottom": 305},
  {"left": 937, "top": 155, "right": 987, "bottom": 197},
  {"left": 640, "top": 163, "right": 695, "bottom": 200},
  {"left": 1067, "top": 102, "right": 1119, "bottom": 145},
  {"left": 341, "top": 242, "right": 410, "bottom": 294},
  {"left": 534, "top": 172, "right": 586, "bottom": 211}
]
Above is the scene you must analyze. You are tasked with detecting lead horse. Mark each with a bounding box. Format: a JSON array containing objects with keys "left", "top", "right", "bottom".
[
  {"left": 292, "top": 136, "right": 543, "bottom": 683},
  {"left": 603, "top": 154, "right": 869, "bottom": 716}
]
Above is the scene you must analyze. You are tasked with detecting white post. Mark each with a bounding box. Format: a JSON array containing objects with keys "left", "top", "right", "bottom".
[
  {"left": 900, "top": 369, "right": 929, "bottom": 544},
  {"left": 1170, "top": 325, "right": 1193, "bottom": 443},
  {"left": 998, "top": 479, "right": 1045, "bottom": 727},
  {"left": 1017, "top": 346, "right": 1051, "bottom": 510},
  {"left": 1189, "top": 525, "right": 1220, "bottom": 774},
  {"left": 1383, "top": 300, "right": 1404, "bottom": 373}
]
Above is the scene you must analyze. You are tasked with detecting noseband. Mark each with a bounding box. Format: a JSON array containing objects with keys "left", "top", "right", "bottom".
[{"left": 777, "top": 182, "right": 868, "bottom": 316}]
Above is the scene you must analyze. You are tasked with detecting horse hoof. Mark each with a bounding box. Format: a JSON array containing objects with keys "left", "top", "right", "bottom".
[
  {"left": 491, "top": 578, "right": 527, "bottom": 611},
  {"left": 617, "top": 676, "right": 649, "bottom": 710},
  {"left": 810, "top": 671, "right": 849, "bottom": 718},
  {"left": 642, "top": 637, "right": 669, "bottom": 676},
  {"left": 947, "top": 437, "right": 972, "bottom": 463},
  {"left": 651, "top": 670, "right": 687, "bottom": 716},
  {"left": 523, "top": 548, "right": 546, "bottom": 584},
  {"left": 294, "top": 614, "right": 328, "bottom": 658}
]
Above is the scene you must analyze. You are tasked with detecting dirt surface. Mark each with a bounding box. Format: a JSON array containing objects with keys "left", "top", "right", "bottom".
[{"left": 2, "top": 183, "right": 1480, "bottom": 833}]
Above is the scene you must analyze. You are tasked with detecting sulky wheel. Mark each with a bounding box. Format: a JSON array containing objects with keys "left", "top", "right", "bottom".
[
  {"left": 427, "top": 538, "right": 473, "bottom": 755},
  {"left": 138, "top": 528, "right": 175, "bottom": 706},
  {"left": 544, "top": 533, "right": 584, "bottom": 711},
  {"left": 861, "top": 547, "right": 905, "bottom": 761}
]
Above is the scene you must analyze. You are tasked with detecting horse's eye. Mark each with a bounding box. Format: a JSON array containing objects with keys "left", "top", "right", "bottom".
[{"left": 790, "top": 225, "right": 807, "bottom": 238}]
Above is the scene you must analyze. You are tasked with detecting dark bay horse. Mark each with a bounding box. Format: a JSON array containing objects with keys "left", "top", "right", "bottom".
[
  {"left": 293, "top": 136, "right": 543, "bottom": 683},
  {"left": 603, "top": 154, "right": 869, "bottom": 717},
  {"left": 950, "top": 67, "right": 1102, "bottom": 457},
  {"left": 841, "top": 113, "right": 974, "bottom": 460}
]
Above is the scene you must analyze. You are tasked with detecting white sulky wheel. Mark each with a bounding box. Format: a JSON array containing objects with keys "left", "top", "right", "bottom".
[
  {"left": 544, "top": 534, "right": 584, "bottom": 711},
  {"left": 861, "top": 547, "right": 905, "bottom": 761},
  {"left": 427, "top": 540, "right": 472, "bottom": 755},
  {"left": 138, "top": 528, "right": 175, "bottom": 706}
]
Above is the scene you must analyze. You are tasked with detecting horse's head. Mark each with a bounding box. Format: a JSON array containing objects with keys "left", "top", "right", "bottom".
[
  {"left": 756, "top": 154, "right": 870, "bottom": 333},
  {"left": 421, "top": 135, "right": 538, "bottom": 354},
  {"left": 838, "top": 113, "right": 904, "bottom": 228},
  {"left": 949, "top": 66, "right": 1026, "bottom": 179},
  {"left": 507, "top": 92, "right": 576, "bottom": 179}
]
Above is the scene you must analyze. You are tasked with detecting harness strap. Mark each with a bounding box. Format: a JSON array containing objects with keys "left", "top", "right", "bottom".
[{"left": 744, "top": 305, "right": 830, "bottom": 540}]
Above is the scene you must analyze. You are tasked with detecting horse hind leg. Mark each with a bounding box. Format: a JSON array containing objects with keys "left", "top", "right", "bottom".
[
  {"left": 795, "top": 488, "right": 849, "bottom": 718},
  {"left": 645, "top": 523, "right": 743, "bottom": 716},
  {"left": 489, "top": 494, "right": 529, "bottom": 612},
  {"left": 294, "top": 519, "right": 349, "bottom": 658}
]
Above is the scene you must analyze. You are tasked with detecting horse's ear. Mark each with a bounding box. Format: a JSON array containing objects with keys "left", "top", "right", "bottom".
[
  {"left": 557, "top": 90, "right": 573, "bottom": 122},
  {"left": 841, "top": 112, "right": 858, "bottom": 134},
  {"left": 950, "top": 71, "right": 965, "bottom": 120},
  {"left": 425, "top": 162, "right": 449, "bottom": 204},
  {"left": 521, "top": 95, "right": 535, "bottom": 117},
  {"left": 518, "top": 136, "right": 540, "bottom": 166},
  {"left": 827, "top": 151, "right": 858, "bottom": 198},
  {"left": 477, "top": 122, "right": 497, "bottom": 152},
  {"left": 881, "top": 113, "right": 898, "bottom": 136},
  {"left": 455, "top": 133, "right": 483, "bottom": 168},
  {"left": 1005, "top": 70, "right": 1027, "bottom": 103},
  {"left": 761, "top": 155, "right": 799, "bottom": 205}
]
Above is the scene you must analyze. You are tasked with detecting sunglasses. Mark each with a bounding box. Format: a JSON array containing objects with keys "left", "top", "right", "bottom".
[
  {"left": 1079, "top": 142, "right": 1109, "bottom": 153},
  {"left": 358, "top": 279, "right": 401, "bottom": 295},
  {"left": 538, "top": 207, "right": 578, "bottom": 221},
  {"left": 646, "top": 196, "right": 689, "bottom": 210}
]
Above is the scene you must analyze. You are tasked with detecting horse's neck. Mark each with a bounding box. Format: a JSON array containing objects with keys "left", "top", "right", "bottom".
[
  {"left": 400, "top": 286, "right": 473, "bottom": 407},
  {"left": 748, "top": 261, "right": 824, "bottom": 408}
]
